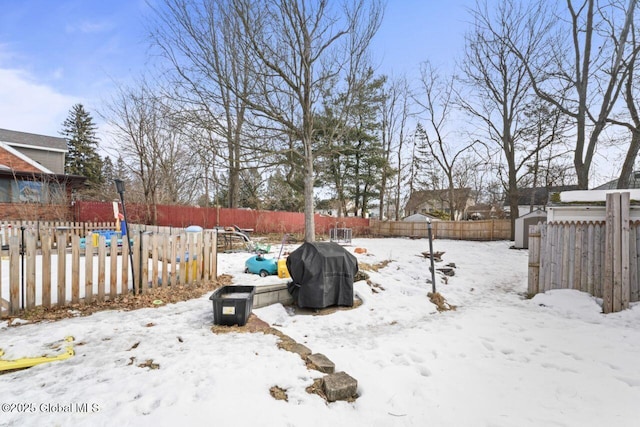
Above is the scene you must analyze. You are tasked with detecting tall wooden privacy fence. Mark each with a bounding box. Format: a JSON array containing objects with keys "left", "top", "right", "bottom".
[
  {"left": 0, "top": 225, "right": 218, "bottom": 318},
  {"left": 528, "top": 192, "right": 638, "bottom": 313},
  {"left": 370, "top": 219, "right": 511, "bottom": 240}
]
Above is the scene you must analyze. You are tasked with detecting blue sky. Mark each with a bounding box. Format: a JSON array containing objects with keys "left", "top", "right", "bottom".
[{"left": 0, "top": 0, "right": 476, "bottom": 138}]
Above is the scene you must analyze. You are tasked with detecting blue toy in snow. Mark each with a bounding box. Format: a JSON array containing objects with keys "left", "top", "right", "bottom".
[{"left": 244, "top": 255, "right": 278, "bottom": 277}]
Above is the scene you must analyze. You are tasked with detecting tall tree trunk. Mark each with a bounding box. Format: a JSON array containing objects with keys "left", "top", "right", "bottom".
[
  {"left": 303, "top": 142, "right": 315, "bottom": 242},
  {"left": 618, "top": 130, "right": 640, "bottom": 188}
]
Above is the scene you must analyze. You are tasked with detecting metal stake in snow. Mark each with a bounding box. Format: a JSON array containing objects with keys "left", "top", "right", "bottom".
[{"left": 427, "top": 219, "right": 436, "bottom": 294}]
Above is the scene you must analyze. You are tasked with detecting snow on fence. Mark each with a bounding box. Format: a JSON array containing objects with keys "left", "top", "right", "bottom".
[
  {"left": 0, "top": 226, "right": 218, "bottom": 318},
  {"left": 528, "top": 192, "right": 638, "bottom": 313},
  {"left": 370, "top": 219, "right": 511, "bottom": 240}
]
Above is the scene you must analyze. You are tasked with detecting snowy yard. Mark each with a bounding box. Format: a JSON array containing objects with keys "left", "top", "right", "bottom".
[{"left": 1, "top": 238, "right": 639, "bottom": 427}]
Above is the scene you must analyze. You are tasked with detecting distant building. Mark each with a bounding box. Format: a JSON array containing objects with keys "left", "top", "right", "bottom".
[
  {"left": 0, "top": 128, "right": 85, "bottom": 220},
  {"left": 402, "top": 213, "right": 440, "bottom": 222},
  {"left": 593, "top": 171, "right": 640, "bottom": 190},
  {"left": 505, "top": 185, "right": 578, "bottom": 217},
  {"left": 404, "top": 188, "right": 473, "bottom": 220}
]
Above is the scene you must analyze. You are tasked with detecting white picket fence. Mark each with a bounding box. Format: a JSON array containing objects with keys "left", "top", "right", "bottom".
[{"left": 0, "top": 225, "right": 218, "bottom": 317}]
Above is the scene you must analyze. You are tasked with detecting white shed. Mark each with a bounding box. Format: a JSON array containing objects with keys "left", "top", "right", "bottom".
[
  {"left": 514, "top": 209, "right": 547, "bottom": 249},
  {"left": 402, "top": 213, "right": 440, "bottom": 222}
]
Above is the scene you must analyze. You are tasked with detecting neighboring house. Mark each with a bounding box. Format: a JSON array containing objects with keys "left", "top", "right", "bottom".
[
  {"left": 505, "top": 185, "right": 579, "bottom": 217},
  {"left": 466, "top": 203, "right": 504, "bottom": 220},
  {"left": 593, "top": 171, "right": 640, "bottom": 190},
  {"left": 0, "top": 128, "right": 85, "bottom": 220},
  {"left": 404, "top": 188, "right": 474, "bottom": 220}
]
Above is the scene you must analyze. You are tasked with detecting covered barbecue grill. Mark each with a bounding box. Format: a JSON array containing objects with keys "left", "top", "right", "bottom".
[{"left": 286, "top": 242, "right": 359, "bottom": 309}]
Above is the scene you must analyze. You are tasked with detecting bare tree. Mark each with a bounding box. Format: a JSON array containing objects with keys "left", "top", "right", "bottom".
[
  {"left": 460, "top": 0, "right": 553, "bottom": 238},
  {"left": 228, "top": 0, "right": 383, "bottom": 241},
  {"left": 601, "top": 0, "right": 640, "bottom": 188},
  {"left": 519, "top": 98, "right": 574, "bottom": 209},
  {"left": 415, "top": 62, "right": 476, "bottom": 220},
  {"left": 102, "top": 81, "right": 190, "bottom": 224},
  {"left": 150, "top": 0, "right": 257, "bottom": 208},
  {"left": 509, "top": 0, "right": 636, "bottom": 189},
  {"left": 378, "top": 76, "right": 411, "bottom": 220}
]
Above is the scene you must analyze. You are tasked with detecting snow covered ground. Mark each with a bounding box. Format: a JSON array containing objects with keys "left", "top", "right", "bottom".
[{"left": 1, "top": 238, "right": 639, "bottom": 427}]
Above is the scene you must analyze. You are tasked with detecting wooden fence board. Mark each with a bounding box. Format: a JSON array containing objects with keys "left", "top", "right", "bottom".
[
  {"left": 620, "top": 193, "right": 630, "bottom": 310},
  {"left": 161, "top": 234, "right": 169, "bottom": 287},
  {"left": 196, "top": 232, "right": 203, "bottom": 281},
  {"left": 85, "top": 233, "right": 94, "bottom": 304},
  {"left": 141, "top": 233, "right": 150, "bottom": 291},
  {"left": 26, "top": 231, "right": 36, "bottom": 309},
  {"left": 133, "top": 232, "right": 141, "bottom": 294},
  {"left": 574, "top": 223, "right": 582, "bottom": 291},
  {"left": 110, "top": 235, "right": 118, "bottom": 299},
  {"left": 121, "top": 235, "right": 129, "bottom": 295},
  {"left": 98, "top": 235, "right": 106, "bottom": 302},
  {"left": 170, "top": 235, "right": 178, "bottom": 287},
  {"left": 590, "top": 224, "right": 596, "bottom": 295},
  {"left": 56, "top": 229, "right": 66, "bottom": 307},
  {"left": 528, "top": 224, "right": 540, "bottom": 295},
  {"left": 150, "top": 233, "right": 158, "bottom": 289},
  {"left": 41, "top": 230, "right": 52, "bottom": 308},
  {"left": 179, "top": 235, "right": 187, "bottom": 285},
  {"left": 188, "top": 233, "right": 196, "bottom": 284},
  {"left": 9, "top": 236, "right": 20, "bottom": 314},
  {"left": 633, "top": 224, "right": 640, "bottom": 302},
  {"left": 71, "top": 235, "right": 80, "bottom": 304}
]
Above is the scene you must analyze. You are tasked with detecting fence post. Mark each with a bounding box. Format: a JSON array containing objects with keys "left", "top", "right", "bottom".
[
  {"left": 528, "top": 224, "right": 541, "bottom": 296},
  {"left": 603, "top": 192, "right": 631, "bottom": 313},
  {"left": 9, "top": 236, "right": 20, "bottom": 315}
]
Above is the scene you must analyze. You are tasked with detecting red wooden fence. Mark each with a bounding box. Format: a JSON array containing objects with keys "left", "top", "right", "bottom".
[{"left": 74, "top": 201, "right": 370, "bottom": 236}]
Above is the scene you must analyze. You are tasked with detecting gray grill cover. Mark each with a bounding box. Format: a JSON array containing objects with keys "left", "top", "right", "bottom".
[{"left": 286, "top": 242, "right": 358, "bottom": 309}]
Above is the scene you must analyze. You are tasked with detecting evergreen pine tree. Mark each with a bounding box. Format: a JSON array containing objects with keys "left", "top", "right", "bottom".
[{"left": 61, "top": 104, "right": 104, "bottom": 187}]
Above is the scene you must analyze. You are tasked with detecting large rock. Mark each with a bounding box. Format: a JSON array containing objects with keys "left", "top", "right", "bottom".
[
  {"left": 307, "top": 353, "right": 335, "bottom": 374},
  {"left": 323, "top": 371, "right": 358, "bottom": 402}
]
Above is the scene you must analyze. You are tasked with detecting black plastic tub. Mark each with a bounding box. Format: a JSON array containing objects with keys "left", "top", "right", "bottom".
[{"left": 209, "top": 285, "right": 256, "bottom": 326}]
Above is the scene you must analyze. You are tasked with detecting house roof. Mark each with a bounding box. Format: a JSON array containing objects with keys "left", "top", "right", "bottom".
[
  {"left": 0, "top": 141, "right": 54, "bottom": 174},
  {"left": 405, "top": 188, "right": 472, "bottom": 213},
  {"left": 0, "top": 128, "right": 67, "bottom": 152},
  {"left": 0, "top": 168, "right": 86, "bottom": 188},
  {"left": 511, "top": 186, "right": 579, "bottom": 206},
  {"left": 593, "top": 171, "right": 640, "bottom": 190},
  {"left": 402, "top": 213, "right": 440, "bottom": 222}
]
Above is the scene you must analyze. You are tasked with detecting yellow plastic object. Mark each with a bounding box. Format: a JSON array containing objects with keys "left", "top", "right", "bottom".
[
  {"left": 0, "top": 337, "right": 75, "bottom": 372},
  {"left": 278, "top": 258, "right": 290, "bottom": 279}
]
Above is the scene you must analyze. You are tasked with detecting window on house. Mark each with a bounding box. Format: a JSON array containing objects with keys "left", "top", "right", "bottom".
[
  {"left": 0, "top": 178, "right": 65, "bottom": 203},
  {"left": 0, "top": 179, "right": 9, "bottom": 202}
]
